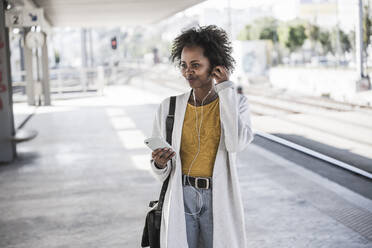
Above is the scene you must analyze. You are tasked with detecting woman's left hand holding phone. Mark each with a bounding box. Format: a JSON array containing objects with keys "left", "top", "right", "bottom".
[{"left": 152, "top": 148, "right": 176, "bottom": 169}]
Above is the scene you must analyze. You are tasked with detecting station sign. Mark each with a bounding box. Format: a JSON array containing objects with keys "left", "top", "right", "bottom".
[{"left": 5, "top": 7, "right": 44, "bottom": 28}]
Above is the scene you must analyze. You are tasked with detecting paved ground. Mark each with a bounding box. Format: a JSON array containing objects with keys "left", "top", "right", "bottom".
[{"left": 1, "top": 83, "right": 371, "bottom": 247}]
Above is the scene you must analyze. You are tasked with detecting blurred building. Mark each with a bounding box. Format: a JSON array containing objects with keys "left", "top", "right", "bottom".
[{"left": 298, "top": 0, "right": 356, "bottom": 31}]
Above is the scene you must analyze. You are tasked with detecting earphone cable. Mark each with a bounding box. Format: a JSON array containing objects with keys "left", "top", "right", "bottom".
[{"left": 185, "top": 88, "right": 213, "bottom": 216}]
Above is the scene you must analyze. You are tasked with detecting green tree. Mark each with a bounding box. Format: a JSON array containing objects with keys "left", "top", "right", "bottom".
[
  {"left": 319, "top": 30, "right": 333, "bottom": 55},
  {"left": 363, "top": 3, "right": 372, "bottom": 67},
  {"left": 254, "top": 17, "right": 278, "bottom": 42},
  {"left": 305, "top": 23, "right": 320, "bottom": 54},
  {"left": 348, "top": 30, "right": 356, "bottom": 54},
  {"left": 363, "top": 4, "right": 372, "bottom": 53},
  {"left": 278, "top": 23, "right": 289, "bottom": 48},
  {"left": 290, "top": 25, "right": 307, "bottom": 50},
  {"left": 237, "top": 17, "right": 278, "bottom": 42},
  {"left": 338, "top": 29, "right": 351, "bottom": 53},
  {"left": 306, "top": 23, "right": 320, "bottom": 42},
  {"left": 54, "top": 50, "right": 60, "bottom": 66},
  {"left": 237, "top": 24, "right": 252, "bottom": 40},
  {"left": 278, "top": 22, "right": 307, "bottom": 52}
]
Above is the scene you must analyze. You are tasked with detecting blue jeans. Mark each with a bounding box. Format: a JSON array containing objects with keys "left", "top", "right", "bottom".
[{"left": 183, "top": 184, "right": 213, "bottom": 248}]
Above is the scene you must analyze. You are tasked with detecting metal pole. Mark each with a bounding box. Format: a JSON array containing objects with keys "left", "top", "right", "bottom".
[
  {"left": 335, "top": 0, "right": 341, "bottom": 65},
  {"left": 41, "top": 32, "right": 50, "bottom": 105},
  {"left": 35, "top": 48, "right": 41, "bottom": 105},
  {"left": 227, "top": 0, "right": 232, "bottom": 38},
  {"left": 0, "top": 1, "right": 16, "bottom": 162},
  {"left": 81, "top": 28, "right": 87, "bottom": 90},
  {"left": 356, "top": 0, "right": 364, "bottom": 79},
  {"left": 81, "top": 28, "right": 88, "bottom": 67},
  {"left": 88, "top": 29, "right": 94, "bottom": 67},
  {"left": 19, "top": 35, "right": 25, "bottom": 82}
]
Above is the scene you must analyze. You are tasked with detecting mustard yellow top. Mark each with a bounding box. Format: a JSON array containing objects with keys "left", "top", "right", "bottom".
[{"left": 181, "top": 97, "right": 221, "bottom": 177}]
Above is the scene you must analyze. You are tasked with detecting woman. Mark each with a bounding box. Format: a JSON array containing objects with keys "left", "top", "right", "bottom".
[{"left": 150, "top": 25, "right": 253, "bottom": 248}]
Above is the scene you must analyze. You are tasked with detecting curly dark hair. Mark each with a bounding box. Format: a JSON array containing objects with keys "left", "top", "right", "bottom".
[{"left": 170, "top": 25, "right": 235, "bottom": 73}]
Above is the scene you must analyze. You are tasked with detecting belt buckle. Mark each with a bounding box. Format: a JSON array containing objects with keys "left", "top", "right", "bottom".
[{"left": 195, "top": 177, "right": 209, "bottom": 189}]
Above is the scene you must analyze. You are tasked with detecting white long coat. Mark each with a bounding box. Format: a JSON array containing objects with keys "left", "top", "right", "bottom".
[{"left": 150, "top": 81, "right": 254, "bottom": 248}]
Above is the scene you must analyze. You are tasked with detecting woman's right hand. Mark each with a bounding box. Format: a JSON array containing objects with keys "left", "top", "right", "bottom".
[{"left": 152, "top": 148, "right": 176, "bottom": 168}]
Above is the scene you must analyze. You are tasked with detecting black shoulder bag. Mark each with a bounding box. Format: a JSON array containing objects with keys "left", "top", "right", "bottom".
[{"left": 141, "top": 96, "right": 176, "bottom": 248}]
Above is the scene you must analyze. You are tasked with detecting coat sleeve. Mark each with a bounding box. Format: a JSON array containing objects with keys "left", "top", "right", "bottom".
[
  {"left": 215, "top": 81, "right": 254, "bottom": 152},
  {"left": 149, "top": 98, "right": 173, "bottom": 182}
]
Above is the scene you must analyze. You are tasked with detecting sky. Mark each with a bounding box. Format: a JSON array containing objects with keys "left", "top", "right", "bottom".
[
  {"left": 182, "top": 0, "right": 355, "bottom": 31},
  {"left": 183, "top": 0, "right": 299, "bottom": 21}
]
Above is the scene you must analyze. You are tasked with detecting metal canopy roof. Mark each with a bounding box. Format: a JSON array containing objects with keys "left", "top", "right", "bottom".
[{"left": 31, "top": 0, "right": 205, "bottom": 27}]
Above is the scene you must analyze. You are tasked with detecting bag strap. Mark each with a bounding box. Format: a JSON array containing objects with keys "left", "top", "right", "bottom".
[
  {"left": 156, "top": 96, "right": 176, "bottom": 210},
  {"left": 166, "top": 96, "right": 176, "bottom": 144}
]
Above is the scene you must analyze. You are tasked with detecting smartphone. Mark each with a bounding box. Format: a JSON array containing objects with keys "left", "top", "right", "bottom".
[{"left": 144, "top": 136, "right": 173, "bottom": 151}]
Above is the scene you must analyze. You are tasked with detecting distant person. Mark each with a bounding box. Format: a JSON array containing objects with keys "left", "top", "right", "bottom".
[
  {"left": 153, "top": 47, "right": 160, "bottom": 64},
  {"left": 149, "top": 25, "right": 254, "bottom": 248},
  {"left": 237, "top": 85, "right": 243, "bottom": 94}
]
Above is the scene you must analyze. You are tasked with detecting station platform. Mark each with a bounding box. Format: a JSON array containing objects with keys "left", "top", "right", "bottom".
[{"left": 1, "top": 83, "right": 372, "bottom": 248}]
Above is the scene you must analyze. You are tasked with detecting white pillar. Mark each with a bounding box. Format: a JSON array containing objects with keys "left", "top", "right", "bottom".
[
  {"left": 24, "top": 30, "right": 35, "bottom": 105},
  {"left": 0, "top": 2, "right": 16, "bottom": 162}
]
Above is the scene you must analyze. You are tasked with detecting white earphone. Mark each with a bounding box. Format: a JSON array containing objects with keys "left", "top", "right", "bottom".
[
  {"left": 185, "top": 88, "right": 213, "bottom": 216},
  {"left": 192, "top": 89, "right": 212, "bottom": 106}
]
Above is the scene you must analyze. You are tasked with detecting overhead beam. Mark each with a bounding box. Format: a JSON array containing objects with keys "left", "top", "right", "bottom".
[{"left": 32, "top": 0, "right": 205, "bottom": 27}]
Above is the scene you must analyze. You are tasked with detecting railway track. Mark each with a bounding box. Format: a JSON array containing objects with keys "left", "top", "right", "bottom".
[
  {"left": 246, "top": 86, "right": 372, "bottom": 113},
  {"left": 244, "top": 86, "right": 372, "bottom": 180}
]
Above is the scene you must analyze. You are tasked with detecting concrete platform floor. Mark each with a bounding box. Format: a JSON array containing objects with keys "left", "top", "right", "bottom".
[{"left": 1, "top": 84, "right": 372, "bottom": 247}]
